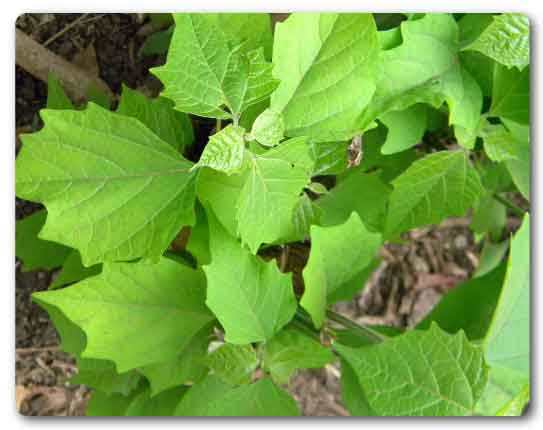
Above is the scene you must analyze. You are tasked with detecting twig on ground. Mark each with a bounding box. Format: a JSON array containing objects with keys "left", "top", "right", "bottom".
[{"left": 42, "top": 14, "right": 89, "bottom": 47}]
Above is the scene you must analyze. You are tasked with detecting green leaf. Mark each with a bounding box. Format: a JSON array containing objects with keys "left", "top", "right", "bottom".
[
  {"left": 502, "top": 119, "right": 530, "bottom": 200},
  {"left": 16, "top": 210, "right": 71, "bottom": 271},
  {"left": 86, "top": 390, "right": 137, "bottom": 416},
  {"left": 470, "top": 193, "right": 506, "bottom": 241},
  {"left": 33, "top": 257, "right": 214, "bottom": 371},
  {"left": 288, "top": 193, "right": 321, "bottom": 240},
  {"left": 379, "top": 104, "right": 427, "bottom": 154},
  {"left": 250, "top": 108, "right": 284, "bottom": 147},
  {"left": 385, "top": 150, "right": 483, "bottom": 236},
  {"left": 475, "top": 366, "right": 528, "bottom": 415},
  {"left": 309, "top": 141, "right": 349, "bottom": 176},
  {"left": 490, "top": 64, "right": 529, "bottom": 124},
  {"left": 139, "top": 324, "right": 212, "bottom": 396},
  {"left": 484, "top": 214, "right": 530, "bottom": 378},
  {"left": 236, "top": 141, "right": 312, "bottom": 253},
  {"left": 271, "top": 13, "right": 379, "bottom": 142},
  {"left": 16, "top": 103, "right": 198, "bottom": 266},
  {"left": 206, "top": 343, "right": 258, "bottom": 385},
  {"left": 185, "top": 203, "right": 211, "bottom": 265},
  {"left": 152, "top": 14, "right": 277, "bottom": 119},
  {"left": 301, "top": 213, "right": 382, "bottom": 327},
  {"left": 125, "top": 386, "right": 187, "bottom": 416},
  {"left": 340, "top": 358, "right": 375, "bottom": 416},
  {"left": 71, "top": 358, "right": 141, "bottom": 395},
  {"left": 336, "top": 324, "right": 489, "bottom": 416},
  {"left": 194, "top": 125, "right": 246, "bottom": 174},
  {"left": 117, "top": 85, "right": 193, "bottom": 151},
  {"left": 204, "top": 208, "right": 296, "bottom": 344},
  {"left": 458, "top": 14, "right": 494, "bottom": 48},
  {"left": 465, "top": 13, "right": 529, "bottom": 70},
  {"left": 481, "top": 123, "right": 519, "bottom": 162},
  {"left": 474, "top": 239, "right": 509, "bottom": 278},
  {"left": 417, "top": 264, "right": 507, "bottom": 340},
  {"left": 305, "top": 182, "right": 328, "bottom": 195},
  {"left": 46, "top": 73, "right": 74, "bottom": 110},
  {"left": 262, "top": 328, "right": 334, "bottom": 384},
  {"left": 49, "top": 250, "right": 101, "bottom": 289},
  {"left": 459, "top": 51, "right": 494, "bottom": 97},
  {"left": 141, "top": 26, "right": 173, "bottom": 56},
  {"left": 316, "top": 170, "right": 391, "bottom": 233},
  {"left": 327, "top": 258, "right": 380, "bottom": 304},
  {"left": 496, "top": 384, "right": 529, "bottom": 416},
  {"left": 175, "top": 376, "right": 300, "bottom": 416}
]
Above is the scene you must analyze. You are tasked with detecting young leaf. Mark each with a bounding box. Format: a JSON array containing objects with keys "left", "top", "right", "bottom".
[
  {"left": 117, "top": 85, "right": 193, "bottom": 151},
  {"left": 379, "top": 104, "right": 427, "bottom": 154},
  {"left": 484, "top": 214, "right": 530, "bottom": 379},
  {"left": 152, "top": 14, "right": 277, "bottom": 120},
  {"left": 125, "top": 386, "right": 187, "bottom": 416},
  {"left": 33, "top": 257, "right": 214, "bottom": 372},
  {"left": 385, "top": 150, "right": 483, "bottom": 236},
  {"left": 16, "top": 104, "right": 197, "bottom": 266},
  {"left": 49, "top": 250, "right": 101, "bottom": 289},
  {"left": 175, "top": 375, "right": 300, "bottom": 416},
  {"left": 206, "top": 343, "right": 258, "bottom": 385},
  {"left": 490, "top": 64, "right": 529, "bottom": 124},
  {"left": 301, "top": 213, "right": 382, "bottom": 327},
  {"left": 250, "top": 108, "right": 284, "bottom": 147},
  {"left": 315, "top": 170, "right": 391, "bottom": 233},
  {"left": 336, "top": 324, "right": 489, "bottom": 416},
  {"left": 71, "top": 358, "right": 141, "bottom": 396},
  {"left": 236, "top": 140, "right": 313, "bottom": 253},
  {"left": 262, "top": 327, "right": 335, "bottom": 384},
  {"left": 194, "top": 125, "right": 246, "bottom": 174},
  {"left": 139, "top": 325, "right": 211, "bottom": 397},
  {"left": 204, "top": 208, "right": 296, "bottom": 344},
  {"left": 416, "top": 264, "right": 507, "bottom": 340},
  {"left": 271, "top": 13, "right": 379, "bottom": 142},
  {"left": 465, "top": 13, "right": 529, "bottom": 70},
  {"left": 16, "top": 210, "right": 71, "bottom": 271}
]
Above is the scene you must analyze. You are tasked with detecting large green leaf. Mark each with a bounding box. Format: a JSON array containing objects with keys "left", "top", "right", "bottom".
[
  {"left": 490, "top": 65, "right": 530, "bottom": 124},
  {"left": 16, "top": 103, "right": 197, "bottom": 266},
  {"left": 379, "top": 104, "right": 427, "bottom": 154},
  {"left": 49, "top": 250, "right": 101, "bottom": 289},
  {"left": 117, "top": 85, "right": 193, "bottom": 151},
  {"left": 175, "top": 376, "right": 300, "bottom": 416},
  {"left": 139, "top": 324, "right": 212, "bottom": 396},
  {"left": 152, "top": 14, "right": 277, "bottom": 120},
  {"left": 71, "top": 358, "right": 141, "bottom": 395},
  {"left": 315, "top": 170, "right": 391, "bottom": 232},
  {"left": 86, "top": 390, "right": 138, "bottom": 416},
  {"left": 194, "top": 125, "right": 246, "bottom": 174},
  {"left": 125, "top": 386, "right": 187, "bottom": 416},
  {"left": 236, "top": 139, "right": 313, "bottom": 253},
  {"left": 417, "top": 264, "right": 507, "bottom": 340},
  {"left": 203, "top": 209, "right": 296, "bottom": 344},
  {"left": 206, "top": 343, "right": 258, "bottom": 385},
  {"left": 261, "top": 327, "right": 335, "bottom": 384},
  {"left": 301, "top": 213, "right": 382, "bottom": 327},
  {"left": 16, "top": 210, "right": 71, "bottom": 271},
  {"left": 475, "top": 366, "right": 528, "bottom": 416},
  {"left": 271, "top": 13, "right": 379, "bottom": 142},
  {"left": 336, "top": 324, "right": 488, "bottom": 416},
  {"left": 309, "top": 140, "right": 349, "bottom": 176},
  {"left": 385, "top": 150, "right": 483, "bottom": 236},
  {"left": 33, "top": 257, "right": 214, "bottom": 372},
  {"left": 340, "top": 358, "right": 375, "bottom": 416},
  {"left": 465, "top": 13, "right": 529, "bottom": 70},
  {"left": 484, "top": 214, "right": 530, "bottom": 379}
]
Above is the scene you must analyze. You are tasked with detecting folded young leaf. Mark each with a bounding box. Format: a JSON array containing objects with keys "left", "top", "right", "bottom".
[
  {"left": 16, "top": 103, "right": 197, "bottom": 266},
  {"left": 262, "top": 328, "right": 334, "bottom": 384},
  {"left": 194, "top": 125, "right": 246, "bottom": 174},
  {"left": 484, "top": 214, "right": 530, "bottom": 379},
  {"left": 33, "top": 257, "right": 214, "bottom": 372},
  {"left": 336, "top": 324, "right": 489, "bottom": 416},
  {"left": 465, "top": 13, "right": 529, "bottom": 71},
  {"left": 204, "top": 208, "right": 296, "bottom": 344},
  {"left": 301, "top": 212, "right": 382, "bottom": 327},
  {"left": 117, "top": 85, "right": 193, "bottom": 151},
  {"left": 174, "top": 375, "right": 300, "bottom": 416},
  {"left": 271, "top": 13, "right": 379, "bottom": 142},
  {"left": 16, "top": 210, "right": 71, "bottom": 271},
  {"left": 152, "top": 14, "right": 277, "bottom": 120},
  {"left": 385, "top": 150, "right": 483, "bottom": 236},
  {"left": 206, "top": 343, "right": 258, "bottom": 385}
]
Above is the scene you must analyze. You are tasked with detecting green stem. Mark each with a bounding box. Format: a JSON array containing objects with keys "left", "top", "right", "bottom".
[
  {"left": 493, "top": 193, "right": 526, "bottom": 217},
  {"left": 216, "top": 118, "right": 222, "bottom": 132},
  {"left": 326, "top": 309, "right": 385, "bottom": 344}
]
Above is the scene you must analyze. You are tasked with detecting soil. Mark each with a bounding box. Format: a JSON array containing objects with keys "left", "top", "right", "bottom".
[{"left": 13, "top": 13, "right": 519, "bottom": 417}]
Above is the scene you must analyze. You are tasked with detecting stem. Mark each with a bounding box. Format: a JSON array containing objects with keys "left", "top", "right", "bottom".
[
  {"left": 493, "top": 193, "right": 526, "bottom": 217},
  {"left": 216, "top": 118, "right": 222, "bottom": 132},
  {"left": 326, "top": 309, "right": 385, "bottom": 344}
]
